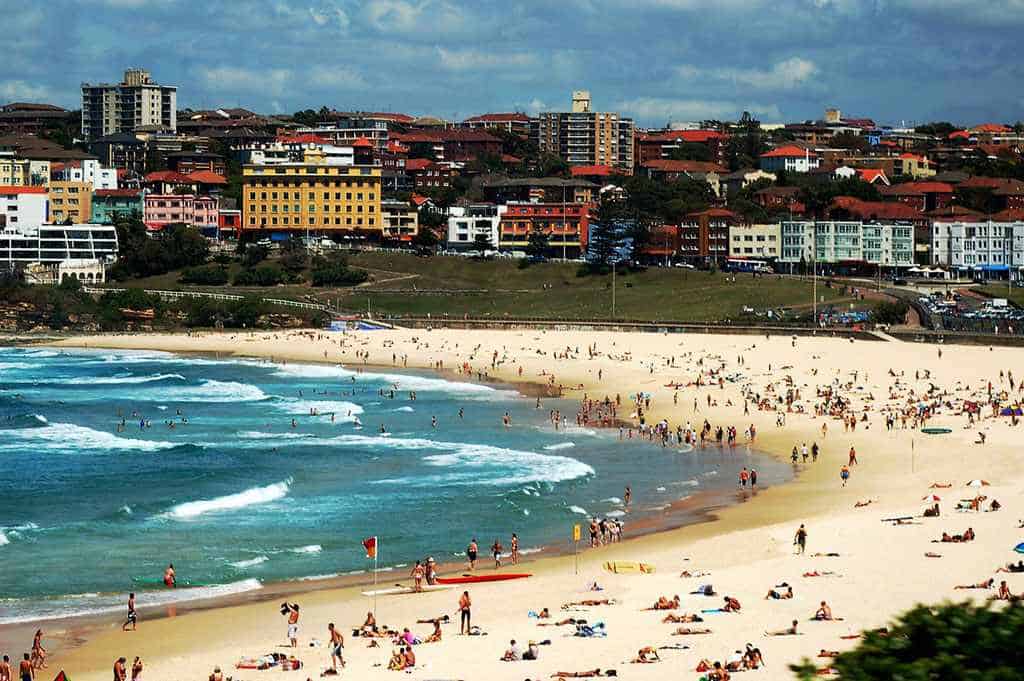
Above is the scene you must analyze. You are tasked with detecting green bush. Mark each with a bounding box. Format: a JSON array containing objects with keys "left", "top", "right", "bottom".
[
  {"left": 310, "top": 255, "right": 368, "bottom": 287},
  {"left": 873, "top": 300, "right": 909, "bottom": 325},
  {"left": 791, "top": 601, "right": 1024, "bottom": 680},
  {"left": 234, "top": 265, "right": 287, "bottom": 286},
  {"left": 180, "top": 265, "right": 229, "bottom": 285}
]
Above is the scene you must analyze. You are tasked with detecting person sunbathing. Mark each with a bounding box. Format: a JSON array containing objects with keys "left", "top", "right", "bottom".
[
  {"left": 415, "top": 615, "right": 449, "bottom": 624},
  {"left": 923, "top": 504, "right": 940, "bottom": 517},
  {"left": 997, "top": 560, "right": 1024, "bottom": 573},
  {"left": 803, "top": 571, "right": 838, "bottom": 577},
  {"left": 954, "top": 578, "right": 994, "bottom": 590},
  {"left": 766, "top": 620, "right": 800, "bottom": 636},
  {"left": 721, "top": 596, "right": 741, "bottom": 612},
  {"left": 818, "top": 650, "right": 840, "bottom": 658},
  {"left": 811, "top": 552, "right": 841, "bottom": 557},
  {"left": 631, "top": 647, "right": 660, "bottom": 664},
  {"left": 387, "top": 649, "right": 405, "bottom": 671},
  {"left": 989, "top": 499, "right": 1001, "bottom": 512},
  {"left": 562, "top": 599, "right": 614, "bottom": 608},
  {"left": 662, "top": 613, "right": 703, "bottom": 623},
  {"left": 402, "top": 646, "right": 415, "bottom": 669},
  {"left": 930, "top": 483, "right": 952, "bottom": 488},
  {"left": 536, "top": 607, "right": 550, "bottom": 618},
  {"left": 361, "top": 611, "right": 378, "bottom": 634},
  {"left": 672, "top": 626, "right": 712, "bottom": 635},
  {"left": 550, "top": 670, "right": 608, "bottom": 678},
  {"left": 766, "top": 586, "right": 794, "bottom": 599},
  {"left": 963, "top": 527, "right": 976, "bottom": 541},
  {"left": 537, "top": 617, "right": 586, "bottom": 627},
  {"left": 646, "top": 595, "right": 680, "bottom": 610},
  {"left": 679, "top": 570, "right": 710, "bottom": 578},
  {"left": 854, "top": 500, "right": 873, "bottom": 508},
  {"left": 813, "top": 601, "right": 838, "bottom": 621},
  {"left": 690, "top": 584, "right": 716, "bottom": 596},
  {"left": 991, "top": 581, "right": 1014, "bottom": 601},
  {"left": 423, "top": 620, "right": 443, "bottom": 643}
]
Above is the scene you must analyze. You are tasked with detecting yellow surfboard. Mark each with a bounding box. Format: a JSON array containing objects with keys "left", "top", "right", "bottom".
[{"left": 603, "top": 561, "right": 656, "bottom": 574}]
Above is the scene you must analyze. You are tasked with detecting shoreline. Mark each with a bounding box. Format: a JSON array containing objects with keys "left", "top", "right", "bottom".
[
  {"left": 0, "top": 342, "right": 790, "bottom": 647},
  {"left": 9, "top": 327, "right": 1024, "bottom": 681}
]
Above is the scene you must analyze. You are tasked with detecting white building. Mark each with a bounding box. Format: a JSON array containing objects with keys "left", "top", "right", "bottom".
[
  {"left": 24, "top": 258, "right": 107, "bottom": 285},
  {"left": 729, "top": 223, "right": 781, "bottom": 260},
  {"left": 931, "top": 220, "right": 1024, "bottom": 278},
  {"left": 1, "top": 223, "right": 118, "bottom": 267},
  {"left": 81, "top": 68, "right": 177, "bottom": 140},
  {"left": 447, "top": 204, "right": 506, "bottom": 249},
  {"left": 52, "top": 159, "right": 118, "bottom": 190},
  {"left": 0, "top": 186, "right": 49, "bottom": 229},
  {"left": 780, "top": 221, "right": 914, "bottom": 270},
  {"left": 760, "top": 145, "right": 821, "bottom": 173}
]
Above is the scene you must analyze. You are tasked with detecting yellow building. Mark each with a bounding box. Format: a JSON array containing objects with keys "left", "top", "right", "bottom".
[
  {"left": 242, "top": 163, "right": 382, "bottom": 233},
  {"left": 48, "top": 180, "right": 93, "bottom": 224},
  {"left": 895, "top": 153, "right": 936, "bottom": 180},
  {"left": 0, "top": 153, "right": 49, "bottom": 187}
]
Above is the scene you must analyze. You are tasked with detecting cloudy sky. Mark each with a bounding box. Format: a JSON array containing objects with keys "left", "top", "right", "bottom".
[{"left": 5, "top": 0, "right": 1023, "bottom": 127}]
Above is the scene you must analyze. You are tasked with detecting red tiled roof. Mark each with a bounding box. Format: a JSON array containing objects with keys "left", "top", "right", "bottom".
[
  {"left": 94, "top": 189, "right": 143, "bottom": 197},
  {"left": 830, "top": 196, "right": 921, "bottom": 220},
  {"left": 369, "top": 112, "right": 415, "bottom": 123},
  {"left": 187, "top": 170, "right": 227, "bottom": 185},
  {"left": 972, "top": 123, "right": 1012, "bottom": 133},
  {"left": 386, "top": 140, "right": 409, "bottom": 154},
  {"left": 638, "top": 129, "right": 726, "bottom": 144},
  {"left": 501, "top": 154, "right": 522, "bottom": 164},
  {"left": 858, "top": 168, "right": 887, "bottom": 184},
  {"left": 927, "top": 205, "right": 986, "bottom": 220},
  {"left": 351, "top": 137, "right": 374, "bottom": 148},
  {"left": 686, "top": 208, "right": 736, "bottom": 219},
  {"left": 144, "top": 171, "right": 194, "bottom": 184},
  {"left": 0, "top": 185, "right": 47, "bottom": 194},
  {"left": 393, "top": 129, "right": 500, "bottom": 144},
  {"left": 410, "top": 194, "right": 432, "bottom": 207},
  {"left": 464, "top": 112, "right": 530, "bottom": 123},
  {"left": 405, "top": 158, "right": 434, "bottom": 171},
  {"left": 570, "top": 165, "right": 617, "bottom": 177},
  {"left": 948, "top": 130, "right": 972, "bottom": 140},
  {"left": 277, "top": 133, "right": 330, "bottom": 145},
  {"left": 991, "top": 208, "right": 1024, "bottom": 221},
  {"left": 877, "top": 140, "right": 899, "bottom": 147},
  {"left": 898, "top": 152, "right": 925, "bottom": 161},
  {"left": 761, "top": 145, "right": 817, "bottom": 158},
  {"left": 881, "top": 181, "right": 953, "bottom": 195},
  {"left": 642, "top": 159, "right": 726, "bottom": 173},
  {"left": 756, "top": 186, "right": 801, "bottom": 197}
]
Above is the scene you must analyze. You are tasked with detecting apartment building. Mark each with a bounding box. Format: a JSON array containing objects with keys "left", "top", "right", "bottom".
[
  {"left": 48, "top": 181, "right": 93, "bottom": 224},
  {"left": 446, "top": 204, "right": 506, "bottom": 250},
  {"left": 0, "top": 223, "right": 118, "bottom": 266},
  {"left": 460, "top": 112, "right": 531, "bottom": 137},
  {"left": 729, "top": 223, "right": 781, "bottom": 260},
  {"left": 0, "top": 152, "right": 50, "bottom": 187},
  {"left": 51, "top": 158, "right": 117, "bottom": 190},
  {"left": 81, "top": 69, "right": 177, "bottom": 140},
  {"left": 679, "top": 208, "right": 737, "bottom": 264},
  {"left": 532, "top": 91, "right": 634, "bottom": 173},
  {"left": 381, "top": 199, "right": 418, "bottom": 242},
  {"left": 931, "top": 220, "right": 1024, "bottom": 276},
  {"left": 499, "top": 202, "right": 592, "bottom": 257},
  {"left": 241, "top": 163, "right": 382, "bottom": 234},
  {"left": 143, "top": 194, "right": 218, "bottom": 231},
  {"left": 0, "top": 186, "right": 48, "bottom": 228},
  {"left": 779, "top": 221, "right": 914, "bottom": 271},
  {"left": 91, "top": 189, "right": 145, "bottom": 224}
]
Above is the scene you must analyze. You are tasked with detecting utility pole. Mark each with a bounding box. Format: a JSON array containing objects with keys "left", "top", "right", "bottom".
[
  {"left": 811, "top": 220, "right": 817, "bottom": 327},
  {"left": 612, "top": 259, "right": 616, "bottom": 319}
]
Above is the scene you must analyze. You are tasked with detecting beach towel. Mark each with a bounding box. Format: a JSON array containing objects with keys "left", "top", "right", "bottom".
[
  {"left": 574, "top": 622, "right": 607, "bottom": 638},
  {"left": 603, "top": 561, "right": 655, "bottom": 574}
]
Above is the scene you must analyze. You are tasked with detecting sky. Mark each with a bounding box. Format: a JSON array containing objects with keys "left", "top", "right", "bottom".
[{"left": 3, "top": 0, "right": 1024, "bottom": 128}]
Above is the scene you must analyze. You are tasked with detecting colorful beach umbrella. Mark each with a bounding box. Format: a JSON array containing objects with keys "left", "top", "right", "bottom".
[{"left": 1015, "top": 542, "right": 1024, "bottom": 554}]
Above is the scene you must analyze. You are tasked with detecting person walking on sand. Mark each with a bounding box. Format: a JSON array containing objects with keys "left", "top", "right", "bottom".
[
  {"left": 491, "top": 538, "right": 503, "bottom": 568},
  {"left": 284, "top": 602, "right": 300, "bottom": 647},
  {"left": 113, "top": 657, "right": 126, "bottom": 681},
  {"left": 840, "top": 465, "right": 850, "bottom": 487},
  {"left": 848, "top": 446, "right": 858, "bottom": 465},
  {"left": 458, "top": 591, "right": 472, "bottom": 634},
  {"left": 794, "top": 524, "right": 807, "bottom": 554},
  {"left": 467, "top": 538, "right": 479, "bottom": 571},
  {"left": 511, "top": 533, "right": 520, "bottom": 565},
  {"left": 624, "top": 486, "right": 631, "bottom": 508},
  {"left": 328, "top": 623, "right": 345, "bottom": 671},
  {"left": 122, "top": 592, "right": 137, "bottom": 631},
  {"left": 411, "top": 561, "right": 425, "bottom": 592}
]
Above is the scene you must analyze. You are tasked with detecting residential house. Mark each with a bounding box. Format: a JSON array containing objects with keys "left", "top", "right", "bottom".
[
  {"left": 755, "top": 186, "right": 804, "bottom": 214},
  {"left": 91, "top": 188, "right": 145, "bottom": 224},
  {"left": 381, "top": 199, "right": 419, "bottom": 242},
  {"left": 51, "top": 158, "right": 117, "bottom": 190},
  {"left": 760, "top": 145, "right": 820, "bottom": 173},
  {"left": 48, "top": 181, "right": 92, "bottom": 224},
  {"left": 0, "top": 185, "right": 48, "bottom": 228},
  {"left": 165, "top": 150, "right": 226, "bottom": 176},
  {"left": 894, "top": 153, "right": 936, "bottom": 179},
  {"left": 639, "top": 159, "right": 726, "bottom": 196},
  {"left": 405, "top": 158, "right": 455, "bottom": 190},
  {"left": 634, "top": 129, "right": 728, "bottom": 166},
  {"left": 878, "top": 181, "right": 954, "bottom": 212},
  {"left": 446, "top": 204, "right": 506, "bottom": 250},
  {"left": 721, "top": 168, "right": 776, "bottom": 197},
  {"left": 392, "top": 129, "right": 502, "bottom": 162}
]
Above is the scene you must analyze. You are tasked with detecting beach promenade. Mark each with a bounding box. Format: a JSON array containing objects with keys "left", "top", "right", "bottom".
[{"left": 30, "top": 328, "right": 1024, "bottom": 680}]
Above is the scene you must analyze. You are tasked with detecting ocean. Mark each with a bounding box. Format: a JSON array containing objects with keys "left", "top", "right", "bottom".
[{"left": 0, "top": 345, "right": 789, "bottom": 624}]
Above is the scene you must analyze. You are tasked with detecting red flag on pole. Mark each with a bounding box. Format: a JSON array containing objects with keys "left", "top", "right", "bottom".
[{"left": 363, "top": 536, "right": 377, "bottom": 559}]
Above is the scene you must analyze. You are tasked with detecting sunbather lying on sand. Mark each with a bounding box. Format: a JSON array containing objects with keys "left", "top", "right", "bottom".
[
  {"left": 415, "top": 615, "right": 449, "bottom": 624},
  {"left": 645, "top": 595, "right": 680, "bottom": 610},
  {"left": 766, "top": 585, "right": 793, "bottom": 599},
  {"left": 803, "top": 571, "right": 839, "bottom": 577},
  {"left": 930, "top": 483, "right": 952, "bottom": 489},
  {"left": 996, "top": 560, "right": 1024, "bottom": 573},
  {"left": 672, "top": 627, "right": 712, "bottom": 635},
  {"left": 679, "top": 570, "right": 710, "bottom": 578},
  {"left": 854, "top": 500, "right": 874, "bottom": 508},
  {"left": 811, "top": 552, "right": 841, "bottom": 557},
  {"left": 550, "top": 670, "right": 615, "bottom": 678},
  {"left": 562, "top": 599, "right": 615, "bottom": 608},
  {"left": 954, "top": 578, "right": 994, "bottom": 590},
  {"left": 236, "top": 653, "right": 302, "bottom": 671},
  {"left": 662, "top": 613, "right": 703, "bottom": 623},
  {"left": 765, "top": 620, "right": 801, "bottom": 636},
  {"left": 818, "top": 650, "right": 840, "bottom": 658},
  {"left": 537, "top": 618, "right": 587, "bottom": 627},
  {"left": 631, "top": 647, "right": 660, "bottom": 664}
]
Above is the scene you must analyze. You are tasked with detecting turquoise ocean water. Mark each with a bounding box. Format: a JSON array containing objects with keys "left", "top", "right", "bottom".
[{"left": 0, "top": 345, "right": 789, "bottom": 624}]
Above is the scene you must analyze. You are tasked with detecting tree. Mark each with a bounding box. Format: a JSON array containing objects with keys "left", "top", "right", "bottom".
[
  {"left": 914, "top": 121, "right": 958, "bottom": 137},
  {"left": 668, "top": 142, "right": 712, "bottom": 162},
  {"left": 472, "top": 232, "right": 493, "bottom": 252},
  {"left": 311, "top": 253, "right": 369, "bottom": 286},
  {"left": 242, "top": 243, "right": 269, "bottom": 268},
  {"left": 525, "top": 224, "right": 550, "bottom": 259},
  {"left": 278, "top": 238, "right": 308, "bottom": 274},
  {"left": 791, "top": 601, "right": 1024, "bottom": 681},
  {"left": 830, "top": 132, "right": 869, "bottom": 152},
  {"left": 408, "top": 142, "right": 436, "bottom": 160}
]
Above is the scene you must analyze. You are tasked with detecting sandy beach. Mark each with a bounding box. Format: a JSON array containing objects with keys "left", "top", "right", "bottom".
[{"left": 13, "top": 327, "right": 1024, "bottom": 680}]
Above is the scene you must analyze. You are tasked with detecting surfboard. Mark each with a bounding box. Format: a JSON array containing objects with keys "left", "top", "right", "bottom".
[
  {"left": 603, "top": 561, "right": 656, "bottom": 574},
  {"left": 360, "top": 584, "right": 452, "bottom": 597}
]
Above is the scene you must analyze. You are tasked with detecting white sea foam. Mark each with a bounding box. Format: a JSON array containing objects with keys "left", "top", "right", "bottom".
[
  {"left": 419, "top": 443, "right": 595, "bottom": 487},
  {"left": 602, "top": 497, "right": 623, "bottom": 504},
  {"left": 0, "top": 362, "right": 32, "bottom": 371},
  {"left": 0, "top": 422, "right": 177, "bottom": 453},
  {"left": 678, "top": 479, "right": 700, "bottom": 487},
  {"left": 519, "top": 547, "right": 543, "bottom": 556},
  {"left": 163, "top": 479, "right": 292, "bottom": 520},
  {"left": 120, "top": 505, "right": 133, "bottom": 515},
  {"left": 272, "top": 364, "right": 353, "bottom": 379},
  {"left": 238, "top": 430, "right": 314, "bottom": 440},
  {"left": 23, "top": 349, "right": 58, "bottom": 358},
  {"left": 63, "top": 373, "right": 186, "bottom": 385},
  {"left": 0, "top": 578, "right": 263, "bottom": 626},
  {"left": 702, "top": 470, "right": 719, "bottom": 477},
  {"left": 0, "top": 532, "right": 8, "bottom": 547},
  {"left": 290, "top": 544, "right": 322, "bottom": 555},
  {"left": 543, "top": 442, "right": 576, "bottom": 451},
  {"left": 295, "top": 573, "right": 342, "bottom": 582},
  {"left": 569, "top": 505, "right": 588, "bottom": 515},
  {"left": 523, "top": 508, "right": 530, "bottom": 515},
  {"left": 231, "top": 556, "right": 269, "bottom": 569},
  {"left": 360, "top": 370, "right": 512, "bottom": 397},
  {"left": 33, "top": 415, "right": 48, "bottom": 424},
  {"left": 160, "top": 380, "right": 269, "bottom": 403},
  {"left": 393, "top": 406, "right": 415, "bottom": 412},
  {"left": 606, "top": 510, "right": 626, "bottom": 518},
  {"left": 275, "top": 400, "right": 364, "bottom": 421}
]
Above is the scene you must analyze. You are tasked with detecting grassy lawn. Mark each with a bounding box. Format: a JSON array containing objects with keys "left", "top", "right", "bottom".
[
  {"left": 108, "top": 252, "right": 852, "bottom": 323},
  {"left": 973, "top": 285, "right": 1024, "bottom": 307}
]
